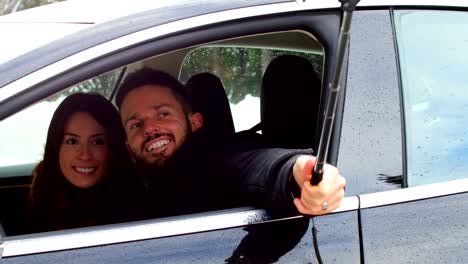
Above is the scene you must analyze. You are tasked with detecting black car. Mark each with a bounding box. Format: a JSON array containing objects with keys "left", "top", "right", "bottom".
[{"left": 0, "top": 0, "right": 467, "bottom": 263}]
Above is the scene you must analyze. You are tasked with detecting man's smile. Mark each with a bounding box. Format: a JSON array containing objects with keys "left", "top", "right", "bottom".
[{"left": 146, "top": 139, "right": 171, "bottom": 152}]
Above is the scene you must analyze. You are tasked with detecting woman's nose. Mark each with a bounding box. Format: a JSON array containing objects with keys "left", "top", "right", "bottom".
[{"left": 77, "top": 144, "right": 92, "bottom": 160}]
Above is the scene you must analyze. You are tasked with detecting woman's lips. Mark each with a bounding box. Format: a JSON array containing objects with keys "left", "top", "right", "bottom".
[{"left": 73, "top": 166, "right": 97, "bottom": 174}]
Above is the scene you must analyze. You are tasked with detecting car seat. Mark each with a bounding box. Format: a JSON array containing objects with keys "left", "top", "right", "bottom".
[
  {"left": 186, "top": 72, "right": 235, "bottom": 139},
  {"left": 261, "top": 55, "right": 322, "bottom": 149}
]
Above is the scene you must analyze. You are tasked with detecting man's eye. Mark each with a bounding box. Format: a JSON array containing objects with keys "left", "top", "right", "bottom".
[
  {"left": 65, "top": 138, "right": 78, "bottom": 145},
  {"left": 129, "top": 122, "right": 141, "bottom": 130},
  {"left": 160, "top": 112, "right": 169, "bottom": 118}
]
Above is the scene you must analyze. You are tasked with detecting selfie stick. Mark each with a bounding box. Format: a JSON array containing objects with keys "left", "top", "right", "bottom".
[{"left": 311, "top": 0, "right": 359, "bottom": 185}]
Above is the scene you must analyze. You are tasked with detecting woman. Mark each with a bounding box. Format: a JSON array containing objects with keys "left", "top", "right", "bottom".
[{"left": 30, "top": 92, "right": 134, "bottom": 232}]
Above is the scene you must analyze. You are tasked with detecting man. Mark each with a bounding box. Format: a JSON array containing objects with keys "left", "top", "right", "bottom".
[{"left": 115, "top": 68, "right": 345, "bottom": 218}]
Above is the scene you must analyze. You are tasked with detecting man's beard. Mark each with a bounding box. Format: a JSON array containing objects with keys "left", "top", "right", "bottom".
[
  {"left": 134, "top": 117, "right": 192, "bottom": 175},
  {"left": 134, "top": 149, "right": 169, "bottom": 175}
]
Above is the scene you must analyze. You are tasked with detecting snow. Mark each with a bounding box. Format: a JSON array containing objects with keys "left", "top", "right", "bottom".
[
  {"left": 229, "top": 94, "right": 260, "bottom": 132},
  {"left": 0, "top": 97, "right": 65, "bottom": 166}
]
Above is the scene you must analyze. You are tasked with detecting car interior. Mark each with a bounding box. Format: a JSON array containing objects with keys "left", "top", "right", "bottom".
[
  {"left": 0, "top": 30, "right": 325, "bottom": 237},
  {"left": 185, "top": 72, "right": 236, "bottom": 140}
]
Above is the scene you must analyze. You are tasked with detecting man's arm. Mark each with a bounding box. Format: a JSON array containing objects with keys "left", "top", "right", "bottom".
[{"left": 225, "top": 148, "right": 345, "bottom": 215}]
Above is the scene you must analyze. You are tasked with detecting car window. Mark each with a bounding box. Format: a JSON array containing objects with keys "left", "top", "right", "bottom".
[
  {"left": 394, "top": 10, "right": 468, "bottom": 186},
  {"left": 179, "top": 47, "right": 323, "bottom": 131},
  {"left": 0, "top": 70, "right": 120, "bottom": 171}
]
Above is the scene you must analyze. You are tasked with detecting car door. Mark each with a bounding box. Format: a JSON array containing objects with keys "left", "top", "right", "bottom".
[
  {"left": 0, "top": 1, "right": 362, "bottom": 263},
  {"left": 339, "top": 7, "right": 468, "bottom": 263}
]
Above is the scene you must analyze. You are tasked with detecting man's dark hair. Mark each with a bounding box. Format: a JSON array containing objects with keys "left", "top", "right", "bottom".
[{"left": 116, "top": 68, "right": 191, "bottom": 113}]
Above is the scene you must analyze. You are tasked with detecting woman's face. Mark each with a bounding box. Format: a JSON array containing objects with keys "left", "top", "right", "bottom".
[{"left": 59, "top": 112, "right": 110, "bottom": 188}]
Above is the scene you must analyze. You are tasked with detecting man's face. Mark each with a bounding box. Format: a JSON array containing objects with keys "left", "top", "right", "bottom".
[{"left": 120, "top": 85, "right": 202, "bottom": 168}]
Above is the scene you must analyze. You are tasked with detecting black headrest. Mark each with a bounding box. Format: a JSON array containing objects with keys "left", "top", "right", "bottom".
[
  {"left": 261, "top": 55, "right": 321, "bottom": 149},
  {"left": 186, "top": 72, "right": 235, "bottom": 138}
]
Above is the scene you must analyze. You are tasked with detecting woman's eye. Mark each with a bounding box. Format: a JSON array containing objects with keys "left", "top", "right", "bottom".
[
  {"left": 160, "top": 112, "right": 169, "bottom": 118},
  {"left": 65, "top": 138, "right": 78, "bottom": 145},
  {"left": 92, "top": 138, "right": 106, "bottom": 145}
]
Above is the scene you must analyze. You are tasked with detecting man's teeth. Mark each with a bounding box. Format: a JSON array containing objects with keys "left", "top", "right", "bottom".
[
  {"left": 147, "top": 140, "right": 170, "bottom": 152},
  {"left": 75, "top": 167, "right": 96, "bottom": 173}
]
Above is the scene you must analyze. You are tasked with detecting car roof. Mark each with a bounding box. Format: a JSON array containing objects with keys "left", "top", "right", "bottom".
[
  {"left": 1, "top": 0, "right": 467, "bottom": 24},
  {"left": 0, "top": 0, "right": 291, "bottom": 23}
]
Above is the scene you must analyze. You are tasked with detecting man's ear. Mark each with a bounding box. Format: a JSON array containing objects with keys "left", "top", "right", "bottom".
[
  {"left": 189, "top": 112, "right": 203, "bottom": 132},
  {"left": 126, "top": 141, "right": 136, "bottom": 163}
]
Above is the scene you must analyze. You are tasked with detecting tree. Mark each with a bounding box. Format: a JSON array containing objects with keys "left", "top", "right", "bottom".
[
  {"left": 180, "top": 47, "right": 323, "bottom": 104},
  {"left": 47, "top": 70, "right": 119, "bottom": 102}
]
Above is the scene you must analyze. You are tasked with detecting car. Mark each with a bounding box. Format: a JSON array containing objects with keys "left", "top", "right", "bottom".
[{"left": 1, "top": 0, "right": 468, "bottom": 263}]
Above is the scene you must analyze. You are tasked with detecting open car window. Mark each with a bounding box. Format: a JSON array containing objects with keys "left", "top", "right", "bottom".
[
  {"left": 0, "top": 70, "right": 121, "bottom": 175},
  {"left": 179, "top": 46, "right": 323, "bottom": 131}
]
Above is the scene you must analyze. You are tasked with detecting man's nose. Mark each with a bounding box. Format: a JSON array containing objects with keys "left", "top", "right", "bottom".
[
  {"left": 78, "top": 144, "right": 92, "bottom": 160},
  {"left": 143, "top": 119, "right": 161, "bottom": 135}
]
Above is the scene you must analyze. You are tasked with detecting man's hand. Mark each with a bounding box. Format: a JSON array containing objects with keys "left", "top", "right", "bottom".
[{"left": 292, "top": 155, "right": 346, "bottom": 215}]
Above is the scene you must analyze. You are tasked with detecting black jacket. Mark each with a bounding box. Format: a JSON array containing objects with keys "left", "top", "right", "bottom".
[{"left": 130, "top": 130, "right": 313, "bottom": 220}]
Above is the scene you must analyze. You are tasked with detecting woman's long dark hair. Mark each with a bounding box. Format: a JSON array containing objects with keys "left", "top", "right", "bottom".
[{"left": 30, "top": 92, "right": 132, "bottom": 230}]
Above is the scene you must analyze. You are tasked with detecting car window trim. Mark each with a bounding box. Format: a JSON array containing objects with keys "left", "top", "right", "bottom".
[
  {"left": 108, "top": 67, "right": 127, "bottom": 102},
  {"left": 0, "top": 200, "right": 358, "bottom": 258},
  {"left": 359, "top": 178, "right": 468, "bottom": 209},
  {"left": 388, "top": 6, "right": 408, "bottom": 188}
]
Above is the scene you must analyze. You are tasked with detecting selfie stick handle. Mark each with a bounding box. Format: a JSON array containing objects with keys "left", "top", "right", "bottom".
[{"left": 311, "top": 0, "right": 359, "bottom": 185}]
